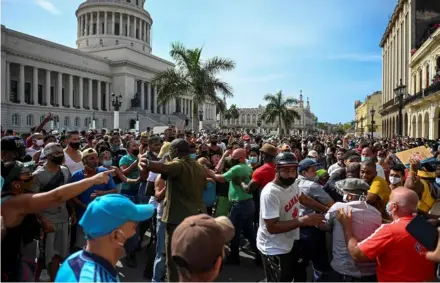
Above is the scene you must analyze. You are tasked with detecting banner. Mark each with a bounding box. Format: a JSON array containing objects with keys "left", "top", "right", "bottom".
[{"left": 395, "top": 146, "right": 433, "bottom": 165}]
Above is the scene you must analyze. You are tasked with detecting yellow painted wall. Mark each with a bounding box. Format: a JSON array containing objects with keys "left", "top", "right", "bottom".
[{"left": 355, "top": 92, "right": 382, "bottom": 137}]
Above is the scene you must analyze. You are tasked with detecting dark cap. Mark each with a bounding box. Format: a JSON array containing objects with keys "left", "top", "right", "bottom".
[
  {"left": 1, "top": 136, "right": 26, "bottom": 152},
  {"left": 298, "top": 158, "right": 320, "bottom": 172},
  {"left": 171, "top": 214, "right": 234, "bottom": 273}
]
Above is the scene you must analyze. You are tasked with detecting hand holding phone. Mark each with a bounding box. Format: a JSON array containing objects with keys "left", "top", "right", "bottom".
[{"left": 406, "top": 215, "right": 438, "bottom": 251}]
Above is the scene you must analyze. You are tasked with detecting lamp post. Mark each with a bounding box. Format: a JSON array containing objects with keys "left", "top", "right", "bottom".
[
  {"left": 370, "top": 107, "right": 375, "bottom": 140},
  {"left": 394, "top": 78, "right": 407, "bottom": 137},
  {"left": 257, "top": 119, "right": 262, "bottom": 133},
  {"left": 198, "top": 110, "right": 204, "bottom": 131},
  {"left": 135, "top": 112, "right": 140, "bottom": 132},
  {"left": 92, "top": 111, "right": 96, "bottom": 130},
  {"left": 111, "top": 93, "right": 123, "bottom": 129}
]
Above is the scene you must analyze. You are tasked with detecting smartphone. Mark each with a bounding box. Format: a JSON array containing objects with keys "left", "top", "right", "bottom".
[{"left": 405, "top": 215, "right": 438, "bottom": 251}]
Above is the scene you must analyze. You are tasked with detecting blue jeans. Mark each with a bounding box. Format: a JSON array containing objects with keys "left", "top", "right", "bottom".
[
  {"left": 152, "top": 218, "right": 166, "bottom": 282},
  {"left": 229, "top": 199, "right": 258, "bottom": 258}
]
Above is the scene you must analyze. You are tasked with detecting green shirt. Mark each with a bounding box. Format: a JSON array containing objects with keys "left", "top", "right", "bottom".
[
  {"left": 119, "top": 154, "right": 139, "bottom": 192},
  {"left": 223, "top": 164, "right": 253, "bottom": 202},
  {"left": 161, "top": 156, "right": 207, "bottom": 225}
]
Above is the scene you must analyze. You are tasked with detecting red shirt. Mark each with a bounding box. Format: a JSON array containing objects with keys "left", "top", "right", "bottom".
[
  {"left": 252, "top": 162, "right": 276, "bottom": 190},
  {"left": 358, "top": 216, "right": 434, "bottom": 282}
]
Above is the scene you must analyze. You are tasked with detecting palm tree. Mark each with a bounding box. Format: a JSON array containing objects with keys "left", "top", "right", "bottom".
[
  {"left": 152, "top": 42, "right": 235, "bottom": 129},
  {"left": 261, "top": 91, "right": 300, "bottom": 134},
  {"left": 224, "top": 104, "right": 240, "bottom": 125}
]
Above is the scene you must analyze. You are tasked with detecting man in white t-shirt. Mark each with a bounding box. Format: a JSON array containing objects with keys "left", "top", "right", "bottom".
[{"left": 257, "top": 152, "right": 330, "bottom": 282}]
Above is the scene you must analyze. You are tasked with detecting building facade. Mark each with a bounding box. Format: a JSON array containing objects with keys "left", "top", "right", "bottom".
[
  {"left": 354, "top": 91, "right": 382, "bottom": 138},
  {"left": 223, "top": 93, "right": 317, "bottom": 134},
  {"left": 379, "top": 0, "right": 440, "bottom": 138},
  {"left": 1, "top": 0, "right": 217, "bottom": 133}
]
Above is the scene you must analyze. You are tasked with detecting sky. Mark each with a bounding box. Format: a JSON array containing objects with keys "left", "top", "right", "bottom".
[{"left": 1, "top": 0, "right": 397, "bottom": 123}]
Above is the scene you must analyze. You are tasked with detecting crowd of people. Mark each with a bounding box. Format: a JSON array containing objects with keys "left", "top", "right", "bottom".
[{"left": 2, "top": 120, "right": 440, "bottom": 282}]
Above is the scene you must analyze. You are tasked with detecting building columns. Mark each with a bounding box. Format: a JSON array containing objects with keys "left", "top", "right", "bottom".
[
  {"left": 134, "top": 17, "right": 137, "bottom": 39},
  {"left": 68, "top": 74, "right": 73, "bottom": 107},
  {"left": 97, "top": 11, "right": 100, "bottom": 34},
  {"left": 19, "top": 64, "right": 25, "bottom": 104},
  {"left": 120, "top": 13, "right": 123, "bottom": 36},
  {"left": 45, "top": 70, "right": 50, "bottom": 105},
  {"left": 127, "top": 14, "right": 130, "bottom": 37},
  {"left": 140, "top": 80, "right": 145, "bottom": 110},
  {"left": 79, "top": 77, "right": 83, "bottom": 109},
  {"left": 112, "top": 12, "right": 115, "bottom": 35},
  {"left": 147, "top": 83, "right": 151, "bottom": 113},
  {"left": 5, "top": 61, "right": 10, "bottom": 102},
  {"left": 57, "top": 72, "right": 62, "bottom": 107},
  {"left": 88, "top": 79, "right": 93, "bottom": 109},
  {"left": 97, "top": 81, "right": 102, "bottom": 110},
  {"left": 105, "top": 82, "right": 110, "bottom": 111},
  {"left": 33, "top": 67, "right": 38, "bottom": 104},
  {"left": 104, "top": 11, "right": 107, "bottom": 34}
]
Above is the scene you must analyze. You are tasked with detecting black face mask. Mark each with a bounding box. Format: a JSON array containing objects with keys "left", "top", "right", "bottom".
[
  {"left": 167, "top": 137, "right": 175, "bottom": 142},
  {"left": 132, "top": 149, "right": 140, "bottom": 156},
  {"left": 70, "top": 142, "right": 81, "bottom": 150},
  {"left": 231, "top": 159, "right": 240, "bottom": 166},
  {"left": 51, "top": 155, "right": 64, "bottom": 165},
  {"left": 279, "top": 177, "right": 296, "bottom": 187}
]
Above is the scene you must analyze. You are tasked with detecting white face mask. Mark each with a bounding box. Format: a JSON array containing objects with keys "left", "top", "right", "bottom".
[
  {"left": 389, "top": 176, "right": 401, "bottom": 185},
  {"left": 115, "top": 229, "right": 128, "bottom": 259},
  {"left": 377, "top": 157, "right": 384, "bottom": 163},
  {"left": 36, "top": 139, "right": 44, "bottom": 146}
]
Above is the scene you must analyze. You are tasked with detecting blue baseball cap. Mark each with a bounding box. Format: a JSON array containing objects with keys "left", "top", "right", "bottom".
[
  {"left": 79, "top": 194, "right": 155, "bottom": 239},
  {"left": 298, "top": 158, "right": 320, "bottom": 172}
]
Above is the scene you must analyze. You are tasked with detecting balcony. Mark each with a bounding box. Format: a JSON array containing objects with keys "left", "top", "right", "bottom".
[{"left": 405, "top": 81, "right": 440, "bottom": 105}]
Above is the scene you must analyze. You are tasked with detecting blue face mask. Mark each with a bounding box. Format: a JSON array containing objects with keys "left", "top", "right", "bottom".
[
  {"left": 189, "top": 153, "right": 197, "bottom": 160},
  {"left": 103, "top": 160, "right": 113, "bottom": 167},
  {"left": 249, "top": 156, "right": 258, "bottom": 164},
  {"left": 385, "top": 202, "right": 394, "bottom": 216},
  {"left": 436, "top": 178, "right": 440, "bottom": 186},
  {"left": 361, "top": 157, "right": 370, "bottom": 162}
]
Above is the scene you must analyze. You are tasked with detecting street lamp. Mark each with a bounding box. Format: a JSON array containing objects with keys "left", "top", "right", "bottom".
[
  {"left": 394, "top": 78, "right": 407, "bottom": 137},
  {"left": 257, "top": 119, "right": 262, "bottom": 133},
  {"left": 370, "top": 107, "right": 376, "bottom": 140},
  {"left": 111, "top": 93, "right": 123, "bottom": 129},
  {"left": 91, "top": 111, "right": 96, "bottom": 130},
  {"left": 198, "top": 110, "right": 204, "bottom": 131},
  {"left": 135, "top": 112, "right": 140, "bottom": 132}
]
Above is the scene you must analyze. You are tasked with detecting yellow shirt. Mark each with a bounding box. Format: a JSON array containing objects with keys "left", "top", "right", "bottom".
[
  {"left": 158, "top": 142, "right": 170, "bottom": 158},
  {"left": 368, "top": 176, "right": 391, "bottom": 204},
  {"left": 418, "top": 179, "right": 435, "bottom": 213}
]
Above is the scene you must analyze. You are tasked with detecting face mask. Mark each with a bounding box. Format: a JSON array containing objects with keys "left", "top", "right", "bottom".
[
  {"left": 385, "top": 202, "right": 394, "bottom": 216},
  {"left": 103, "top": 160, "right": 113, "bottom": 167},
  {"left": 51, "top": 155, "right": 64, "bottom": 165},
  {"left": 279, "top": 176, "right": 295, "bottom": 187},
  {"left": 361, "top": 157, "right": 370, "bottom": 162},
  {"left": 231, "top": 159, "right": 240, "bottom": 166},
  {"left": 115, "top": 229, "right": 128, "bottom": 259},
  {"left": 189, "top": 153, "right": 197, "bottom": 159},
  {"left": 389, "top": 176, "right": 401, "bottom": 185},
  {"left": 36, "top": 139, "right": 44, "bottom": 146},
  {"left": 342, "top": 194, "right": 349, "bottom": 203},
  {"left": 377, "top": 157, "right": 384, "bottom": 163},
  {"left": 111, "top": 145, "right": 120, "bottom": 151},
  {"left": 70, "top": 142, "right": 81, "bottom": 150},
  {"left": 132, "top": 149, "right": 140, "bottom": 156},
  {"left": 249, "top": 156, "right": 258, "bottom": 164}
]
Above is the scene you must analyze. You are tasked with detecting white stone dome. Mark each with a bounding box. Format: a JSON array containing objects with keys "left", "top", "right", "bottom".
[{"left": 75, "top": 0, "right": 152, "bottom": 53}]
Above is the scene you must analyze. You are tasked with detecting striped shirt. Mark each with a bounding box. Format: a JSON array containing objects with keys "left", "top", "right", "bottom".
[{"left": 55, "top": 250, "right": 119, "bottom": 282}]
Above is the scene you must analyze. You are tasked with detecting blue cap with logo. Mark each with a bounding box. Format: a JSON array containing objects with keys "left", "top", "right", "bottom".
[
  {"left": 298, "top": 158, "right": 320, "bottom": 172},
  {"left": 79, "top": 194, "right": 155, "bottom": 239}
]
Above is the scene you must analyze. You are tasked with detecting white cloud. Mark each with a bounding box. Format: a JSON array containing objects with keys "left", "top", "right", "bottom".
[
  {"left": 325, "top": 53, "right": 382, "bottom": 62},
  {"left": 34, "top": 0, "right": 60, "bottom": 15}
]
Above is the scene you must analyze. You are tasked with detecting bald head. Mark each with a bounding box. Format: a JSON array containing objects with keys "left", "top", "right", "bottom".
[
  {"left": 346, "top": 162, "right": 360, "bottom": 178},
  {"left": 170, "top": 138, "right": 190, "bottom": 157},
  {"left": 390, "top": 187, "right": 419, "bottom": 216}
]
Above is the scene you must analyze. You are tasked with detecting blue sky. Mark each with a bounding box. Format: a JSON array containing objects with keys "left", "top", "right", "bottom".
[{"left": 1, "top": 0, "right": 397, "bottom": 123}]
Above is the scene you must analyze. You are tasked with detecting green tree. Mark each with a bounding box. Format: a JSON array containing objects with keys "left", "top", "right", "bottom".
[
  {"left": 261, "top": 90, "right": 300, "bottom": 134},
  {"left": 224, "top": 104, "right": 240, "bottom": 123},
  {"left": 152, "top": 42, "right": 235, "bottom": 129}
]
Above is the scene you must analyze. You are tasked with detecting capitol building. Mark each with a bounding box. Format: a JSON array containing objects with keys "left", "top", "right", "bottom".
[
  {"left": 1, "top": 0, "right": 218, "bottom": 133},
  {"left": 223, "top": 92, "right": 317, "bottom": 134}
]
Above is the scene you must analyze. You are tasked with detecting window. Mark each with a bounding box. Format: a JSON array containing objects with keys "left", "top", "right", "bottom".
[
  {"left": 26, "top": 114, "right": 33, "bottom": 126},
  {"left": 53, "top": 116, "right": 60, "bottom": 128},
  {"left": 12, "top": 114, "right": 20, "bottom": 126},
  {"left": 10, "top": 80, "right": 18, "bottom": 103},
  {"left": 93, "top": 23, "right": 97, "bottom": 35},
  {"left": 64, "top": 116, "right": 70, "bottom": 127},
  {"left": 40, "top": 115, "right": 45, "bottom": 123},
  {"left": 102, "top": 118, "right": 107, "bottom": 128},
  {"left": 86, "top": 40, "right": 89, "bottom": 46},
  {"left": 126, "top": 0, "right": 130, "bottom": 2},
  {"left": 419, "top": 69, "right": 423, "bottom": 91},
  {"left": 115, "top": 23, "right": 120, "bottom": 35},
  {"left": 25, "top": 82, "right": 31, "bottom": 104},
  {"left": 426, "top": 64, "right": 430, "bottom": 88},
  {"left": 75, "top": 117, "right": 80, "bottom": 127},
  {"left": 125, "top": 26, "right": 128, "bottom": 36},
  {"left": 85, "top": 118, "right": 90, "bottom": 127},
  {"left": 136, "top": 28, "right": 139, "bottom": 39},
  {"left": 136, "top": 0, "right": 139, "bottom": 5},
  {"left": 101, "top": 23, "right": 104, "bottom": 34},
  {"left": 62, "top": 88, "right": 65, "bottom": 106},
  {"left": 38, "top": 84, "right": 43, "bottom": 105},
  {"left": 100, "top": 39, "right": 103, "bottom": 46}
]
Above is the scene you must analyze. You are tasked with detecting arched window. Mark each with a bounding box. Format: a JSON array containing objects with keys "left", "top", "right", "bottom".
[
  {"left": 246, "top": 114, "right": 251, "bottom": 124},
  {"left": 75, "top": 117, "right": 80, "bottom": 127},
  {"left": 12, "top": 114, "right": 20, "bottom": 126},
  {"left": 64, "top": 116, "right": 70, "bottom": 127},
  {"left": 102, "top": 118, "right": 107, "bottom": 128},
  {"left": 26, "top": 114, "right": 34, "bottom": 126},
  {"left": 85, "top": 118, "right": 90, "bottom": 127},
  {"left": 241, "top": 115, "right": 245, "bottom": 123},
  {"left": 252, "top": 114, "right": 256, "bottom": 124}
]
